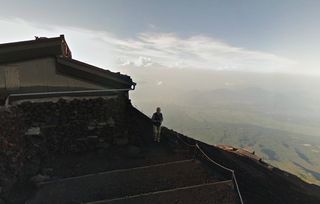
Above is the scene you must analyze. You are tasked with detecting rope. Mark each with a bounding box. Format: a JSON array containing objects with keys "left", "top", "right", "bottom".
[
  {"left": 196, "top": 143, "right": 244, "bottom": 204},
  {"left": 175, "top": 133, "right": 244, "bottom": 204},
  {"left": 231, "top": 171, "right": 244, "bottom": 204},
  {"left": 196, "top": 143, "right": 234, "bottom": 172}
]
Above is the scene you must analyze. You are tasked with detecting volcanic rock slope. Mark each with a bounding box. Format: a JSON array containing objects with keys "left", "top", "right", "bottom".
[{"left": 1, "top": 97, "right": 320, "bottom": 204}]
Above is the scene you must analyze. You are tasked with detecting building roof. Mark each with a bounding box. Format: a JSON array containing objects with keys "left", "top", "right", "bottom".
[
  {"left": 0, "top": 35, "right": 71, "bottom": 64},
  {"left": 0, "top": 35, "right": 135, "bottom": 89},
  {"left": 57, "top": 57, "right": 135, "bottom": 89},
  {"left": 215, "top": 144, "right": 262, "bottom": 162}
]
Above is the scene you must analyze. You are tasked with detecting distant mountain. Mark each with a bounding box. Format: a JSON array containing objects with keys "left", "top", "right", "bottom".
[{"left": 121, "top": 66, "right": 320, "bottom": 185}]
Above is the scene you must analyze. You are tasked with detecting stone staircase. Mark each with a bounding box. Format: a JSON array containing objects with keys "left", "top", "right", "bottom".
[{"left": 27, "top": 159, "right": 239, "bottom": 204}]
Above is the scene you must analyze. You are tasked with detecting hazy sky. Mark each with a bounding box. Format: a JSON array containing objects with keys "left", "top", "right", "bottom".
[{"left": 0, "top": 0, "right": 319, "bottom": 75}]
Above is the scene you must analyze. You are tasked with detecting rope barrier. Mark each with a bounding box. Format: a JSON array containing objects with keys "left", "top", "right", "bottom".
[
  {"left": 196, "top": 143, "right": 244, "bottom": 204},
  {"left": 196, "top": 143, "right": 234, "bottom": 173},
  {"left": 231, "top": 171, "right": 244, "bottom": 204},
  {"left": 174, "top": 133, "right": 244, "bottom": 204}
]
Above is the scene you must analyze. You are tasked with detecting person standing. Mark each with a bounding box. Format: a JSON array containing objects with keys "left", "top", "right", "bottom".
[{"left": 152, "top": 107, "right": 163, "bottom": 143}]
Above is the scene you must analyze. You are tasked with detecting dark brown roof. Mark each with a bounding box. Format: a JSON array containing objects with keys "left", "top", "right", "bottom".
[
  {"left": 0, "top": 35, "right": 71, "bottom": 64},
  {"left": 57, "top": 57, "right": 135, "bottom": 89}
]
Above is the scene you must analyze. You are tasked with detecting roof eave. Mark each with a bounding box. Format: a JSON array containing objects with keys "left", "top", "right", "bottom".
[{"left": 56, "top": 57, "right": 135, "bottom": 89}]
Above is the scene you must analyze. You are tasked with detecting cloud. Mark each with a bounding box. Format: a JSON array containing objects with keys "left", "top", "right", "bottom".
[
  {"left": 117, "top": 56, "right": 153, "bottom": 67},
  {"left": 224, "top": 82, "right": 235, "bottom": 87},
  {"left": 0, "top": 18, "right": 297, "bottom": 73},
  {"left": 147, "top": 24, "right": 158, "bottom": 30},
  {"left": 113, "top": 33, "right": 296, "bottom": 72},
  {"left": 157, "top": 81, "right": 163, "bottom": 86},
  {"left": 302, "top": 144, "right": 312, "bottom": 147}
]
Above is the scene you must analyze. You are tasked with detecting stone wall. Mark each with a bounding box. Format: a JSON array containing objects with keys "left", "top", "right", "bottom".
[
  {"left": 0, "top": 106, "right": 26, "bottom": 197},
  {"left": 0, "top": 95, "right": 133, "bottom": 199}
]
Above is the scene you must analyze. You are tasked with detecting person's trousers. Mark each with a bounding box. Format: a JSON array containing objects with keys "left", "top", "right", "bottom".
[{"left": 153, "top": 125, "right": 161, "bottom": 142}]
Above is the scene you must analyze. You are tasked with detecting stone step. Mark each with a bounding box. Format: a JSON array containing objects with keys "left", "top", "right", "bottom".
[
  {"left": 87, "top": 180, "right": 238, "bottom": 204},
  {"left": 28, "top": 159, "right": 214, "bottom": 204}
]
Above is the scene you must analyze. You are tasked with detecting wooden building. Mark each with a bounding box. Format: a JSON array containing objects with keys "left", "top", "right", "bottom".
[{"left": 0, "top": 35, "right": 135, "bottom": 105}]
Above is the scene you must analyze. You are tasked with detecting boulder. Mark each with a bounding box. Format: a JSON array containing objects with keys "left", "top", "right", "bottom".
[
  {"left": 25, "top": 127, "right": 41, "bottom": 136},
  {"left": 87, "top": 135, "right": 98, "bottom": 140},
  {"left": 30, "top": 174, "right": 50, "bottom": 184},
  {"left": 41, "top": 168, "right": 54, "bottom": 176},
  {"left": 98, "top": 142, "right": 110, "bottom": 149},
  {"left": 97, "top": 122, "right": 107, "bottom": 127},
  {"left": 114, "top": 137, "right": 129, "bottom": 146},
  {"left": 107, "top": 117, "right": 115, "bottom": 127}
]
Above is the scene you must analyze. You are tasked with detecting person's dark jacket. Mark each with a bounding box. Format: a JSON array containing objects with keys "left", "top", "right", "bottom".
[{"left": 152, "top": 112, "right": 163, "bottom": 127}]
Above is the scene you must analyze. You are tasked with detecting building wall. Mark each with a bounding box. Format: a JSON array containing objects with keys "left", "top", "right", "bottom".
[{"left": 0, "top": 57, "right": 107, "bottom": 94}]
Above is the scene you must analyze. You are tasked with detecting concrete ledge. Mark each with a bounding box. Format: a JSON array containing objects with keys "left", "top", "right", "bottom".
[
  {"left": 28, "top": 159, "right": 215, "bottom": 204},
  {"left": 87, "top": 180, "right": 237, "bottom": 204}
]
